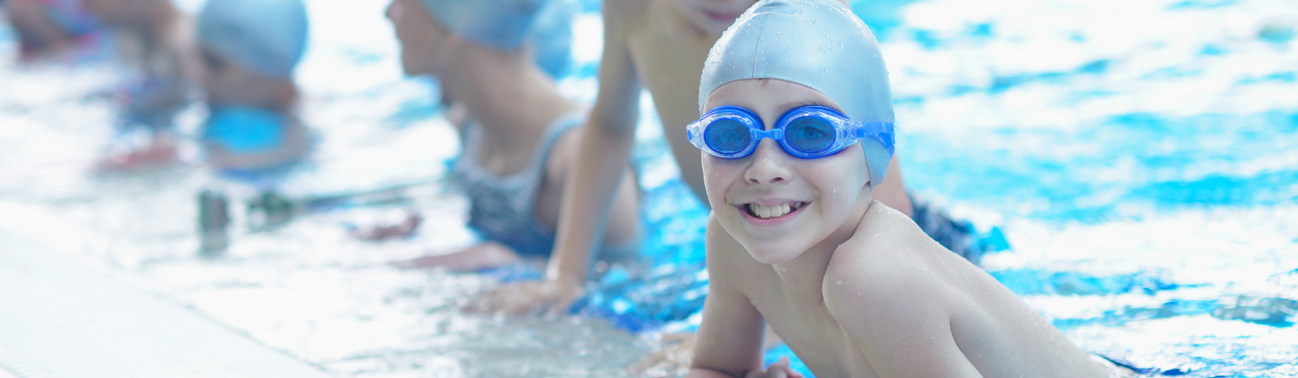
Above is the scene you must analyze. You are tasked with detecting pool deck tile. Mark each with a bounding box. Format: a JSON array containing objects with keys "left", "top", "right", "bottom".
[{"left": 0, "top": 228, "right": 334, "bottom": 378}]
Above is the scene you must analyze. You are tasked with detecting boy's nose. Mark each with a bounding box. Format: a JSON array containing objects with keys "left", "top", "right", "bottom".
[{"left": 744, "top": 141, "right": 790, "bottom": 184}]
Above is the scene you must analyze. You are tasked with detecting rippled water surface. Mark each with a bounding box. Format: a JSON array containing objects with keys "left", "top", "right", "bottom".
[{"left": 1, "top": 0, "right": 1296, "bottom": 376}]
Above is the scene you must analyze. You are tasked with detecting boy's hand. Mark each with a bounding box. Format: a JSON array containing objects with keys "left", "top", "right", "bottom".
[
  {"left": 745, "top": 357, "right": 804, "bottom": 378},
  {"left": 630, "top": 332, "right": 696, "bottom": 377},
  {"left": 467, "top": 276, "right": 584, "bottom": 316}
]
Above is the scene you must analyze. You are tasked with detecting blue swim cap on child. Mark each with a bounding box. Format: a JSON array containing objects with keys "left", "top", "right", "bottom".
[
  {"left": 699, "top": 0, "right": 895, "bottom": 188},
  {"left": 197, "top": 0, "right": 309, "bottom": 79},
  {"left": 415, "top": 0, "right": 544, "bottom": 51},
  {"left": 203, "top": 106, "right": 287, "bottom": 154},
  {"left": 527, "top": 0, "right": 577, "bottom": 78}
]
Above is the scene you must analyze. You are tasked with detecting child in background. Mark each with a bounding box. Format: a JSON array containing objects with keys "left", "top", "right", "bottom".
[
  {"left": 685, "top": 1, "right": 1126, "bottom": 377},
  {"left": 191, "top": 0, "right": 312, "bottom": 252},
  {"left": 196, "top": 0, "right": 311, "bottom": 172},
  {"left": 82, "top": 0, "right": 200, "bottom": 171},
  {"left": 385, "top": 0, "right": 641, "bottom": 277},
  {"left": 3, "top": 0, "right": 100, "bottom": 62}
]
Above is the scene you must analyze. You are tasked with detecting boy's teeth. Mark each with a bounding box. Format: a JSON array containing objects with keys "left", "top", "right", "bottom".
[{"left": 748, "top": 203, "right": 795, "bottom": 219}]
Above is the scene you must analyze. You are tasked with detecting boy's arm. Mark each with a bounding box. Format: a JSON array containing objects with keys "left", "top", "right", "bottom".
[
  {"left": 685, "top": 284, "right": 766, "bottom": 377},
  {"left": 822, "top": 240, "right": 982, "bottom": 378},
  {"left": 472, "top": 0, "right": 644, "bottom": 314},
  {"left": 687, "top": 217, "right": 768, "bottom": 377}
]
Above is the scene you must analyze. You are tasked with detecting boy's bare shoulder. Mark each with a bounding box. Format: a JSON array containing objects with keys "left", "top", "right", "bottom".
[{"left": 821, "top": 202, "right": 956, "bottom": 321}]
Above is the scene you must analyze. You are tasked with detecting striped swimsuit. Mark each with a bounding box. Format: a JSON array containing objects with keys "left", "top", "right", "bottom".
[{"left": 452, "top": 112, "right": 583, "bottom": 258}]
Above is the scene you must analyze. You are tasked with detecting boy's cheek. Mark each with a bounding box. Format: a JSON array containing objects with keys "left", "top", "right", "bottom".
[{"left": 699, "top": 159, "right": 727, "bottom": 200}]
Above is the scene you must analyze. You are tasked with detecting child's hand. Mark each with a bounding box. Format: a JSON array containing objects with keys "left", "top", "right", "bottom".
[
  {"left": 629, "top": 332, "right": 695, "bottom": 377},
  {"left": 467, "top": 276, "right": 584, "bottom": 316},
  {"left": 391, "top": 242, "right": 520, "bottom": 272},
  {"left": 745, "top": 356, "right": 804, "bottom": 378}
]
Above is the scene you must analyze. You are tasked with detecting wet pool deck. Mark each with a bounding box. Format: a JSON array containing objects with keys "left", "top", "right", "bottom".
[{"left": 0, "top": 228, "right": 334, "bottom": 378}]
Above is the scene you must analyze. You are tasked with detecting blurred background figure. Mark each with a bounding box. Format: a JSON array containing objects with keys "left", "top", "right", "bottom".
[
  {"left": 194, "top": 0, "right": 312, "bottom": 252},
  {"left": 385, "top": 0, "right": 641, "bottom": 273},
  {"left": 196, "top": 0, "right": 311, "bottom": 172},
  {"left": 431, "top": 0, "right": 578, "bottom": 128},
  {"left": 2, "top": 0, "right": 101, "bottom": 62},
  {"left": 83, "top": 0, "right": 201, "bottom": 171}
]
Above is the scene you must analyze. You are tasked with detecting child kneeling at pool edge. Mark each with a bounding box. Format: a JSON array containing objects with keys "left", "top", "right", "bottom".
[{"left": 685, "top": 0, "right": 1131, "bottom": 377}]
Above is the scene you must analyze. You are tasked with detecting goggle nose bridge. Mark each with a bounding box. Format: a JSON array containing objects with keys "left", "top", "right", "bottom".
[{"left": 750, "top": 127, "right": 784, "bottom": 141}]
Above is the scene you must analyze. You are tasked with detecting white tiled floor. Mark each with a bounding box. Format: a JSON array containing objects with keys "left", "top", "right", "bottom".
[{"left": 0, "top": 228, "right": 335, "bottom": 378}]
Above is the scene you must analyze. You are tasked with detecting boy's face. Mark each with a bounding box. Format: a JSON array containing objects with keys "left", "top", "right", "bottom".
[
  {"left": 200, "top": 48, "right": 284, "bottom": 108},
  {"left": 701, "top": 79, "right": 872, "bottom": 265},
  {"left": 666, "top": 0, "right": 758, "bottom": 36},
  {"left": 385, "top": 0, "right": 458, "bottom": 77}
]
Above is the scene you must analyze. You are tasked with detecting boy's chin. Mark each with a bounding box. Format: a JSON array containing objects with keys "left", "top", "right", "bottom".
[{"left": 742, "top": 243, "right": 803, "bottom": 265}]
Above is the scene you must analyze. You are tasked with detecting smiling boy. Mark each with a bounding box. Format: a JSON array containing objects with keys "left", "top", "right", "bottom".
[
  {"left": 685, "top": 1, "right": 1121, "bottom": 377},
  {"left": 478, "top": 0, "right": 917, "bottom": 313}
]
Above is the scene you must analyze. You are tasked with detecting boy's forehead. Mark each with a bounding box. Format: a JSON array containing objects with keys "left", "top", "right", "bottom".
[{"left": 703, "top": 79, "right": 843, "bottom": 115}]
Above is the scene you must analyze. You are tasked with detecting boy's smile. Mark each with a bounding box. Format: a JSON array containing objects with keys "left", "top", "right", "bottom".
[
  {"left": 741, "top": 200, "right": 806, "bottom": 221},
  {"left": 701, "top": 79, "right": 873, "bottom": 265}
]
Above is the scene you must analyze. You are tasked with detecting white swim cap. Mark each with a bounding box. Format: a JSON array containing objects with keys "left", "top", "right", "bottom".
[
  {"left": 699, "top": 0, "right": 895, "bottom": 187},
  {"left": 198, "top": 0, "right": 309, "bottom": 79}
]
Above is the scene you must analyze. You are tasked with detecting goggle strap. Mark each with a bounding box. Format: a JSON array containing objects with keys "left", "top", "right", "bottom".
[{"left": 852, "top": 122, "right": 897, "bottom": 156}]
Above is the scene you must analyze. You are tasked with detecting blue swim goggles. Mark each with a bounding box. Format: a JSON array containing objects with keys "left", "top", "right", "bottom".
[{"left": 687, "top": 105, "right": 895, "bottom": 160}]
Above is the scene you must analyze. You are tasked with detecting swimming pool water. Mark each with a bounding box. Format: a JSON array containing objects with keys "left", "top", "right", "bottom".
[{"left": 1, "top": 0, "right": 1296, "bottom": 376}]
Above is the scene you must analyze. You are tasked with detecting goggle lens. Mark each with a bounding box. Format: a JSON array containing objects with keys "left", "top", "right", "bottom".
[
  {"left": 704, "top": 118, "right": 752, "bottom": 154},
  {"left": 785, "top": 116, "right": 835, "bottom": 153}
]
